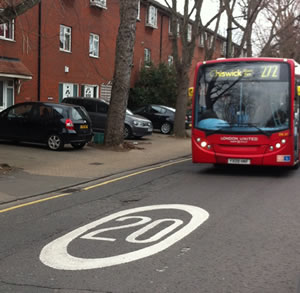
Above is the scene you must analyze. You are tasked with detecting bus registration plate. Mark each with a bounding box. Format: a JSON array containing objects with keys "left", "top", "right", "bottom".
[{"left": 228, "top": 158, "right": 251, "bottom": 165}]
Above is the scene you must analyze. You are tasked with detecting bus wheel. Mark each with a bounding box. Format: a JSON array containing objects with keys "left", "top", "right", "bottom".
[{"left": 291, "top": 162, "right": 299, "bottom": 170}]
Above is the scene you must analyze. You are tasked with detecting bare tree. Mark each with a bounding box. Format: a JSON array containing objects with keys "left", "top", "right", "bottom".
[
  {"left": 258, "top": 0, "right": 300, "bottom": 60},
  {"left": 224, "top": 0, "right": 267, "bottom": 57},
  {"left": 0, "top": 0, "right": 41, "bottom": 24},
  {"left": 104, "top": 0, "right": 139, "bottom": 147},
  {"left": 165, "top": 0, "right": 224, "bottom": 137},
  {"left": 202, "top": 0, "right": 224, "bottom": 60}
]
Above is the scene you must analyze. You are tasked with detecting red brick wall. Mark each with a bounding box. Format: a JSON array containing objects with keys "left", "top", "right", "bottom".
[{"left": 0, "top": 0, "right": 223, "bottom": 105}]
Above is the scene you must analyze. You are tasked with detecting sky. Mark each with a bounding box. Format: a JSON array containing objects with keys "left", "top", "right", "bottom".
[{"left": 156, "top": 0, "right": 227, "bottom": 37}]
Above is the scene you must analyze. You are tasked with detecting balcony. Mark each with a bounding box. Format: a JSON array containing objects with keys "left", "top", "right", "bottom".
[{"left": 90, "top": 0, "right": 107, "bottom": 9}]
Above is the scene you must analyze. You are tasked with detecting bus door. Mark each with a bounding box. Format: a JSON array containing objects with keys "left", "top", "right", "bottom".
[{"left": 294, "top": 82, "right": 300, "bottom": 162}]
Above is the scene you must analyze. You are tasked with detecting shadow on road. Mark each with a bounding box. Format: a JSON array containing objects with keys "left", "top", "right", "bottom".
[{"left": 199, "top": 164, "right": 294, "bottom": 178}]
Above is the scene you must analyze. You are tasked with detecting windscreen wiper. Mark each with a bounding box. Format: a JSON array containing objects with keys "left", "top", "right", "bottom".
[
  {"left": 238, "top": 123, "right": 272, "bottom": 137},
  {"left": 205, "top": 125, "right": 231, "bottom": 136}
]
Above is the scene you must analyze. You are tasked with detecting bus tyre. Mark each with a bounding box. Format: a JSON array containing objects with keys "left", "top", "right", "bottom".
[
  {"left": 291, "top": 162, "right": 299, "bottom": 170},
  {"left": 160, "top": 122, "right": 172, "bottom": 134},
  {"left": 47, "top": 134, "right": 64, "bottom": 151}
]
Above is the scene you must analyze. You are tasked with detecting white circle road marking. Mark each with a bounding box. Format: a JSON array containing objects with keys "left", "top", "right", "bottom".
[{"left": 40, "top": 204, "right": 209, "bottom": 270}]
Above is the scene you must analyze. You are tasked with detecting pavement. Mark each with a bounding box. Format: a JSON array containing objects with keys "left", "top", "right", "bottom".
[{"left": 0, "top": 132, "right": 191, "bottom": 205}]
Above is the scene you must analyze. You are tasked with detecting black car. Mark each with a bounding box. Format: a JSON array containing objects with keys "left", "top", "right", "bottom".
[
  {"left": 62, "top": 97, "right": 153, "bottom": 139},
  {"left": 133, "top": 105, "right": 175, "bottom": 134},
  {"left": 0, "top": 102, "right": 93, "bottom": 151},
  {"left": 133, "top": 104, "right": 192, "bottom": 134}
]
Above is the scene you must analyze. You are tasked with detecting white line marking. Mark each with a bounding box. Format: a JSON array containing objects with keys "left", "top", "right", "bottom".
[{"left": 40, "top": 204, "right": 209, "bottom": 270}]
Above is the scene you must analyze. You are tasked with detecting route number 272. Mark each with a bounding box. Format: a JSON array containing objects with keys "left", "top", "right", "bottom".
[{"left": 261, "top": 65, "right": 279, "bottom": 79}]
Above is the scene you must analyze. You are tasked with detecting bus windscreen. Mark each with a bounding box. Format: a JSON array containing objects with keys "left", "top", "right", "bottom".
[{"left": 195, "top": 62, "right": 290, "bottom": 134}]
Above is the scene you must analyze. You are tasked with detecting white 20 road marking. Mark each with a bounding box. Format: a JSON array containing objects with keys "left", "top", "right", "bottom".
[{"left": 40, "top": 204, "right": 209, "bottom": 270}]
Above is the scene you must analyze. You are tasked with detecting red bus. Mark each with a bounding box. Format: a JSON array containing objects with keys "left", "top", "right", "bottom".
[{"left": 191, "top": 57, "right": 300, "bottom": 168}]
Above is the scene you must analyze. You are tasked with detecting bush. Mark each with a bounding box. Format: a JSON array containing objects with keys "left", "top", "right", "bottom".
[{"left": 128, "top": 63, "right": 178, "bottom": 110}]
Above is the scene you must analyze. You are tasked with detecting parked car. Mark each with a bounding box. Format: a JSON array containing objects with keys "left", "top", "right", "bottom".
[
  {"left": 133, "top": 104, "right": 192, "bottom": 134},
  {"left": 62, "top": 97, "right": 153, "bottom": 139},
  {"left": 0, "top": 102, "right": 93, "bottom": 151},
  {"left": 186, "top": 108, "right": 192, "bottom": 128}
]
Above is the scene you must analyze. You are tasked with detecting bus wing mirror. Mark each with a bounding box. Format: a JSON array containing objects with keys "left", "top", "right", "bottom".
[{"left": 188, "top": 87, "right": 194, "bottom": 97}]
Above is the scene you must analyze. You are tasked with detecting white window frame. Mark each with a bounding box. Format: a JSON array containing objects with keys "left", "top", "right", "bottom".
[
  {"left": 146, "top": 5, "right": 157, "bottom": 28},
  {"left": 168, "top": 18, "right": 180, "bottom": 36},
  {"left": 198, "top": 33, "right": 204, "bottom": 47},
  {"left": 137, "top": 0, "right": 141, "bottom": 20},
  {"left": 168, "top": 55, "right": 173, "bottom": 66},
  {"left": 144, "top": 48, "right": 151, "bottom": 65},
  {"left": 89, "top": 33, "right": 99, "bottom": 58},
  {"left": 221, "top": 41, "right": 226, "bottom": 55},
  {"left": 187, "top": 23, "right": 192, "bottom": 42},
  {"left": 0, "top": 80, "right": 14, "bottom": 111},
  {"left": 206, "top": 33, "right": 212, "bottom": 48},
  {"left": 90, "top": 0, "right": 107, "bottom": 9},
  {"left": 60, "top": 25, "right": 72, "bottom": 53},
  {"left": 0, "top": 19, "right": 14, "bottom": 41},
  {"left": 82, "top": 84, "right": 99, "bottom": 98}
]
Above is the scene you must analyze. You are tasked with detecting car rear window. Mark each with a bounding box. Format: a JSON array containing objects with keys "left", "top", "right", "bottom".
[
  {"left": 71, "top": 107, "right": 88, "bottom": 121},
  {"left": 52, "top": 106, "right": 66, "bottom": 119}
]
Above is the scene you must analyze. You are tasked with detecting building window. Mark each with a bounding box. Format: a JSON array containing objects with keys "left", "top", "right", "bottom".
[
  {"left": 187, "top": 23, "right": 192, "bottom": 42},
  {"left": 81, "top": 85, "right": 99, "bottom": 98},
  {"left": 89, "top": 33, "right": 99, "bottom": 58},
  {"left": 168, "top": 18, "right": 180, "bottom": 36},
  {"left": 146, "top": 5, "right": 157, "bottom": 28},
  {"left": 221, "top": 41, "right": 226, "bottom": 55},
  {"left": 144, "top": 48, "right": 151, "bottom": 65},
  {"left": 60, "top": 25, "right": 72, "bottom": 52},
  {"left": 0, "top": 20, "right": 14, "bottom": 40},
  {"left": 100, "top": 81, "right": 112, "bottom": 102},
  {"left": 137, "top": 0, "right": 140, "bottom": 20},
  {"left": 58, "top": 83, "right": 78, "bottom": 102},
  {"left": 198, "top": 33, "right": 204, "bottom": 47},
  {"left": 168, "top": 55, "right": 173, "bottom": 66},
  {"left": 205, "top": 33, "right": 212, "bottom": 48}
]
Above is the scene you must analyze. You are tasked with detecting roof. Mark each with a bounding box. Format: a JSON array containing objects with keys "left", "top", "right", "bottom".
[{"left": 0, "top": 57, "right": 32, "bottom": 79}]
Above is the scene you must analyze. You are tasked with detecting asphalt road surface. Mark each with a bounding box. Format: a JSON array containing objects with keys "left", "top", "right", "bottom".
[{"left": 0, "top": 160, "right": 300, "bottom": 293}]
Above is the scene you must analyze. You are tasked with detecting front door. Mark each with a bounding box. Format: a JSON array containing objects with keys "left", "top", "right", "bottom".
[{"left": 0, "top": 80, "right": 14, "bottom": 112}]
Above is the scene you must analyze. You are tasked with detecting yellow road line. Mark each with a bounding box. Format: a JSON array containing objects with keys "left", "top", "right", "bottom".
[
  {"left": 83, "top": 158, "right": 191, "bottom": 191},
  {"left": 0, "top": 157, "right": 191, "bottom": 214},
  {"left": 0, "top": 193, "right": 71, "bottom": 214}
]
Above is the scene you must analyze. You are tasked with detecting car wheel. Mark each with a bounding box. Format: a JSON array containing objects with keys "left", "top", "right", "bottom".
[
  {"left": 124, "top": 125, "right": 132, "bottom": 139},
  {"left": 160, "top": 122, "right": 172, "bottom": 134},
  {"left": 71, "top": 142, "right": 86, "bottom": 149},
  {"left": 47, "top": 134, "right": 64, "bottom": 151}
]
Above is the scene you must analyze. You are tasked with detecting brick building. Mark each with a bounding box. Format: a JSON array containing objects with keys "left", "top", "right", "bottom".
[{"left": 0, "top": 0, "right": 228, "bottom": 112}]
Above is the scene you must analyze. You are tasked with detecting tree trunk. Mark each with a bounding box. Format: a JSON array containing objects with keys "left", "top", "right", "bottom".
[
  {"left": 174, "top": 66, "right": 190, "bottom": 137},
  {"left": 104, "top": 0, "right": 138, "bottom": 147}
]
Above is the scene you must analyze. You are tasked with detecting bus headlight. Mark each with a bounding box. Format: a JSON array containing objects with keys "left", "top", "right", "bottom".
[
  {"left": 196, "top": 138, "right": 201, "bottom": 142},
  {"left": 200, "top": 141, "right": 207, "bottom": 148},
  {"left": 275, "top": 143, "right": 281, "bottom": 149},
  {"left": 281, "top": 139, "right": 286, "bottom": 144},
  {"left": 269, "top": 146, "right": 274, "bottom": 151}
]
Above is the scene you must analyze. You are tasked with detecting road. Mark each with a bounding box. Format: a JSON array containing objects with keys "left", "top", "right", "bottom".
[{"left": 0, "top": 160, "right": 300, "bottom": 293}]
